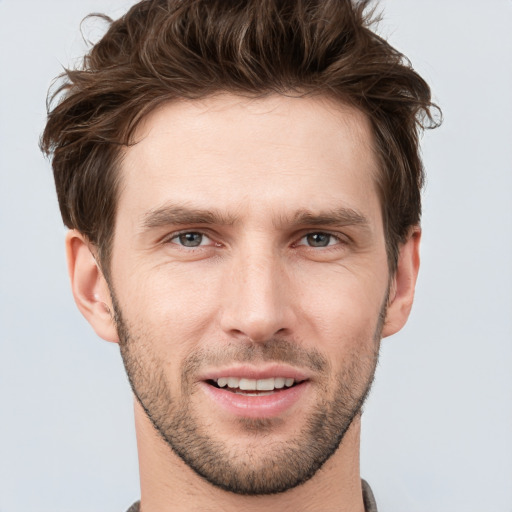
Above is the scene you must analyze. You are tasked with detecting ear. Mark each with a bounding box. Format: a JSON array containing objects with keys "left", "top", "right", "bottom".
[
  {"left": 65, "top": 230, "right": 119, "bottom": 343},
  {"left": 382, "top": 227, "right": 421, "bottom": 338}
]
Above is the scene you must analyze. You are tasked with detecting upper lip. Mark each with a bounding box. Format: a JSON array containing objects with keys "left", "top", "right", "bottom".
[{"left": 198, "top": 364, "right": 311, "bottom": 382}]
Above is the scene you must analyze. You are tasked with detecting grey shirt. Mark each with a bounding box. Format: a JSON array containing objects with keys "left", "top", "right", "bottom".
[{"left": 126, "top": 479, "right": 378, "bottom": 511}]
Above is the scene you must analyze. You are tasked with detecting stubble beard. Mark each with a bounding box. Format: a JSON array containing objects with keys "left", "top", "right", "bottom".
[{"left": 112, "top": 294, "right": 385, "bottom": 496}]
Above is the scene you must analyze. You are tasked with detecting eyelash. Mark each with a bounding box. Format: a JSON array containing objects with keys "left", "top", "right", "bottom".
[
  {"left": 295, "top": 232, "right": 345, "bottom": 248},
  {"left": 165, "top": 231, "right": 217, "bottom": 248},
  {"left": 164, "top": 230, "right": 347, "bottom": 250}
]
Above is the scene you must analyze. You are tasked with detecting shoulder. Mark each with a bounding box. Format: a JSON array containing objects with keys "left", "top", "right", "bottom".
[{"left": 126, "top": 501, "right": 140, "bottom": 512}]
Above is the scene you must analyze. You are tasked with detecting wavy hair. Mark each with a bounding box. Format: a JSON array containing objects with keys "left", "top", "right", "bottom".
[{"left": 41, "top": 0, "right": 440, "bottom": 272}]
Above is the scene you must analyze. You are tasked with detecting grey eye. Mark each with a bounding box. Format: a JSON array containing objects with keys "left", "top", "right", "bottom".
[
  {"left": 306, "top": 233, "right": 332, "bottom": 247},
  {"left": 178, "top": 232, "right": 203, "bottom": 247}
]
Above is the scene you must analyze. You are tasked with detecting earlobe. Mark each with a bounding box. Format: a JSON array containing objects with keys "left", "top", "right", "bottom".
[
  {"left": 66, "top": 230, "right": 119, "bottom": 343},
  {"left": 381, "top": 227, "right": 421, "bottom": 338}
]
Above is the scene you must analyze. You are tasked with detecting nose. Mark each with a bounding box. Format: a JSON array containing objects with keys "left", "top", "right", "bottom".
[{"left": 219, "top": 246, "right": 296, "bottom": 343}]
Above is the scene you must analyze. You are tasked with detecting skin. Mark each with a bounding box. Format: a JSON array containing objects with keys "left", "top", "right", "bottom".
[{"left": 66, "top": 94, "right": 420, "bottom": 512}]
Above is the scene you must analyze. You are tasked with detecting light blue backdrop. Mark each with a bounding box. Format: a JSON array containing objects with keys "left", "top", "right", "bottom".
[{"left": 1, "top": 1, "right": 511, "bottom": 511}]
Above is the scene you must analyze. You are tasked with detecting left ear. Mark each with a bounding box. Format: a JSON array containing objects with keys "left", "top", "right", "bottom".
[{"left": 382, "top": 226, "right": 421, "bottom": 338}]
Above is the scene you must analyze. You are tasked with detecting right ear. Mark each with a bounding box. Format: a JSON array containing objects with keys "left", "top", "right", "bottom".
[{"left": 65, "top": 230, "right": 119, "bottom": 343}]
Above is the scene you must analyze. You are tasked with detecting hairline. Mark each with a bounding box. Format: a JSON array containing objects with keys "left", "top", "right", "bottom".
[{"left": 94, "top": 90, "right": 404, "bottom": 280}]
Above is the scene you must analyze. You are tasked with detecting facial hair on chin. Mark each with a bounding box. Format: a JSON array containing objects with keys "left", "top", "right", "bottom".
[{"left": 112, "top": 291, "right": 385, "bottom": 496}]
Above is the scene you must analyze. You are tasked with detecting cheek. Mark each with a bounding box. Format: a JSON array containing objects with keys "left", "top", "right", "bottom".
[
  {"left": 294, "top": 265, "right": 387, "bottom": 348},
  {"left": 113, "top": 245, "right": 388, "bottom": 359},
  {"left": 117, "top": 264, "right": 221, "bottom": 346}
]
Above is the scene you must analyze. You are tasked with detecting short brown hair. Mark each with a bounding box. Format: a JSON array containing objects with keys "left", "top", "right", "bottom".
[{"left": 41, "top": 0, "right": 440, "bottom": 272}]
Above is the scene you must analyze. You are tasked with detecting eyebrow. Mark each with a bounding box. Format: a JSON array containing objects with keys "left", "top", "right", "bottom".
[
  {"left": 140, "top": 204, "right": 238, "bottom": 230},
  {"left": 287, "top": 208, "right": 370, "bottom": 229},
  {"left": 139, "top": 203, "right": 370, "bottom": 231}
]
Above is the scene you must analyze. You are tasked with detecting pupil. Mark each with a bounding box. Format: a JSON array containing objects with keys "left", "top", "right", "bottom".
[
  {"left": 179, "top": 232, "right": 202, "bottom": 247},
  {"left": 307, "top": 233, "right": 330, "bottom": 247}
]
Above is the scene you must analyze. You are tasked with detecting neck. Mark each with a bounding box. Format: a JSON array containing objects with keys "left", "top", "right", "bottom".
[{"left": 134, "top": 399, "right": 365, "bottom": 512}]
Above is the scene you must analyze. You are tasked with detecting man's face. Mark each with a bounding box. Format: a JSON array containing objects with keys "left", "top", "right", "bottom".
[{"left": 109, "top": 94, "right": 390, "bottom": 494}]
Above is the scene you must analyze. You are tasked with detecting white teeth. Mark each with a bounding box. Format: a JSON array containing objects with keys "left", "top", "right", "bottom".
[
  {"left": 274, "top": 377, "right": 286, "bottom": 389},
  {"left": 214, "top": 377, "right": 297, "bottom": 391},
  {"left": 227, "top": 377, "right": 239, "bottom": 388},
  {"left": 217, "top": 377, "right": 228, "bottom": 388},
  {"left": 235, "top": 390, "right": 274, "bottom": 396},
  {"left": 256, "top": 378, "right": 275, "bottom": 391},
  {"left": 239, "top": 378, "right": 257, "bottom": 390}
]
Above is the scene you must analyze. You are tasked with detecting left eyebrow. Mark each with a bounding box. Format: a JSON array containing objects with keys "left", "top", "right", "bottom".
[{"left": 281, "top": 207, "right": 371, "bottom": 230}]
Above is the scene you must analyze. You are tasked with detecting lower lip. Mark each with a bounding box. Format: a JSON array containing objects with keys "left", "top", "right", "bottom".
[{"left": 199, "top": 381, "right": 309, "bottom": 419}]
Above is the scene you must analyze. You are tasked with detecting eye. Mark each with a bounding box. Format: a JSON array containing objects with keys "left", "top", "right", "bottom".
[
  {"left": 170, "top": 232, "right": 211, "bottom": 248},
  {"left": 297, "top": 232, "right": 340, "bottom": 248}
]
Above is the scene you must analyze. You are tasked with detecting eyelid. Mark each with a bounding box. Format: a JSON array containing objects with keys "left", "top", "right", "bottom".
[
  {"left": 160, "top": 228, "right": 349, "bottom": 249},
  {"left": 163, "top": 229, "right": 216, "bottom": 247},
  {"left": 294, "top": 230, "right": 349, "bottom": 247}
]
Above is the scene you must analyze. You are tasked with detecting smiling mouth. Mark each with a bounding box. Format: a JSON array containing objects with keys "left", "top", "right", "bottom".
[{"left": 206, "top": 377, "right": 304, "bottom": 396}]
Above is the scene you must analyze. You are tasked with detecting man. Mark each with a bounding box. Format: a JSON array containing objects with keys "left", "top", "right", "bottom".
[{"left": 41, "top": 0, "right": 439, "bottom": 510}]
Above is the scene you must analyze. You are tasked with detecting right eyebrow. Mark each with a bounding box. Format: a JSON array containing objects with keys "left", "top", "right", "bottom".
[{"left": 139, "top": 203, "right": 238, "bottom": 231}]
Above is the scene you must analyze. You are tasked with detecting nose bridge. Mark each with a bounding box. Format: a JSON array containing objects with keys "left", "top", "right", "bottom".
[{"left": 220, "top": 239, "right": 292, "bottom": 342}]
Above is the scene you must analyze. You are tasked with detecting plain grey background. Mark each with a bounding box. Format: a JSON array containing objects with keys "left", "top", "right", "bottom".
[{"left": 1, "top": 1, "right": 511, "bottom": 511}]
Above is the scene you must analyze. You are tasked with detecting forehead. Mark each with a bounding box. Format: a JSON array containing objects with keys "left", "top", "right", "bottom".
[{"left": 118, "top": 93, "right": 381, "bottom": 225}]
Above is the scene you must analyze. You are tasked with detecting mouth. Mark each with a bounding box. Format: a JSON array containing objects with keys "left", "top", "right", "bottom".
[
  {"left": 199, "top": 367, "right": 311, "bottom": 418},
  {"left": 206, "top": 376, "right": 304, "bottom": 396}
]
